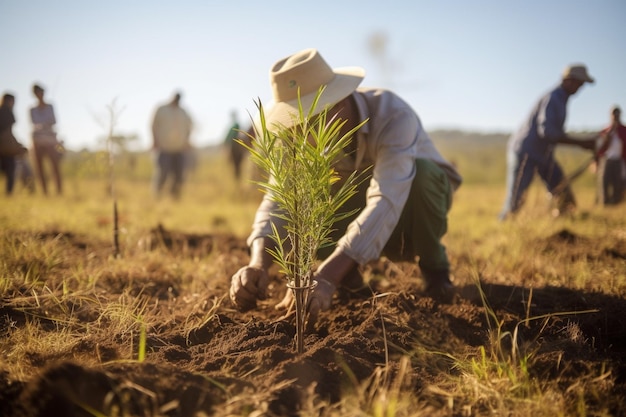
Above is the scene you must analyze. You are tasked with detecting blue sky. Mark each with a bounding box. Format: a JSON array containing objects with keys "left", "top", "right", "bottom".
[{"left": 2, "top": 0, "right": 625, "bottom": 151}]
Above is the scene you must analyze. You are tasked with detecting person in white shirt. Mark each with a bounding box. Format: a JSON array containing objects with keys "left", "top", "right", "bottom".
[
  {"left": 229, "top": 49, "right": 462, "bottom": 319},
  {"left": 596, "top": 105, "right": 626, "bottom": 205},
  {"left": 151, "top": 92, "right": 193, "bottom": 199},
  {"left": 30, "top": 84, "right": 63, "bottom": 195}
]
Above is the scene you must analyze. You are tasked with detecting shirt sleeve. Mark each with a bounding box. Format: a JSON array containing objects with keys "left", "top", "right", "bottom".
[
  {"left": 185, "top": 111, "right": 193, "bottom": 140},
  {"left": 49, "top": 105, "right": 57, "bottom": 125},
  {"left": 246, "top": 193, "right": 283, "bottom": 246},
  {"left": 152, "top": 107, "right": 163, "bottom": 142}
]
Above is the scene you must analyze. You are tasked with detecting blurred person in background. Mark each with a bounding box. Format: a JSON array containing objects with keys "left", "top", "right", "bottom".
[
  {"left": 596, "top": 105, "right": 626, "bottom": 205},
  {"left": 151, "top": 91, "right": 193, "bottom": 199},
  {"left": 229, "top": 48, "right": 463, "bottom": 319},
  {"left": 0, "top": 93, "right": 28, "bottom": 195},
  {"left": 30, "top": 83, "right": 63, "bottom": 195},
  {"left": 223, "top": 109, "right": 246, "bottom": 182},
  {"left": 499, "top": 64, "right": 599, "bottom": 220}
]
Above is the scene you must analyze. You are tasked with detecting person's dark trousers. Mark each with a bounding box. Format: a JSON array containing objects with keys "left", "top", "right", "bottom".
[
  {"left": 598, "top": 158, "right": 624, "bottom": 205},
  {"left": 0, "top": 155, "right": 16, "bottom": 195},
  {"left": 383, "top": 158, "right": 452, "bottom": 285},
  {"left": 154, "top": 151, "right": 186, "bottom": 198},
  {"left": 320, "top": 158, "right": 454, "bottom": 293}
]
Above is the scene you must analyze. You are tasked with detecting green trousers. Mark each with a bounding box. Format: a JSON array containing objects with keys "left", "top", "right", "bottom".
[{"left": 325, "top": 158, "right": 452, "bottom": 273}]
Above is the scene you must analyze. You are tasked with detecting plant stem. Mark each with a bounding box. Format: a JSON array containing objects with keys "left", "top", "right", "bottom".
[{"left": 113, "top": 200, "right": 120, "bottom": 258}]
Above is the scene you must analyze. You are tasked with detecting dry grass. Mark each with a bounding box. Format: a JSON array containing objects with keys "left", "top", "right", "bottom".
[{"left": 1, "top": 148, "right": 625, "bottom": 416}]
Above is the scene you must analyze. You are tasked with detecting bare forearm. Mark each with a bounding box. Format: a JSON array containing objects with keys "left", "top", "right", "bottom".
[
  {"left": 315, "top": 248, "right": 358, "bottom": 287},
  {"left": 555, "top": 136, "right": 582, "bottom": 145},
  {"left": 555, "top": 134, "right": 598, "bottom": 150}
]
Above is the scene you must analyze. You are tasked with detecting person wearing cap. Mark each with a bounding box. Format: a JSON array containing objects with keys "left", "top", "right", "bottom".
[
  {"left": 499, "top": 64, "right": 599, "bottom": 220},
  {"left": 229, "top": 48, "right": 463, "bottom": 319},
  {"left": 151, "top": 91, "right": 193, "bottom": 199},
  {"left": 596, "top": 105, "right": 626, "bottom": 205}
]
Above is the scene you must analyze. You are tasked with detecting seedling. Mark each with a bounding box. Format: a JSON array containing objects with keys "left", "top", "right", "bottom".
[{"left": 240, "top": 87, "right": 366, "bottom": 353}]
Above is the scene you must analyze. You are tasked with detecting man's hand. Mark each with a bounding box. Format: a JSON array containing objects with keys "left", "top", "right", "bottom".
[
  {"left": 304, "top": 249, "right": 356, "bottom": 329},
  {"left": 306, "top": 278, "right": 337, "bottom": 330},
  {"left": 275, "top": 288, "right": 294, "bottom": 310},
  {"left": 229, "top": 266, "right": 269, "bottom": 311}
]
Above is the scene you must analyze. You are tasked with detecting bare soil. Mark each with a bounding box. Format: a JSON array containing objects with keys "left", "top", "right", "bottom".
[{"left": 1, "top": 226, "right": 625, "bottom": 416}]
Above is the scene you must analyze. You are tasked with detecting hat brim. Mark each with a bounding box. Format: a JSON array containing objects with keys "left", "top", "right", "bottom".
[
  {"left": 562, "top": 72, "right": 594, "bottom": 84},
  {"left": 263, "top": 66, "right": 365, "bottom": 131},
  {"left": 563, "top": 75, "right": 595, "bottom": 84},
  {"left": 574, "top": 75, "right": 595, "bottom": 84}
]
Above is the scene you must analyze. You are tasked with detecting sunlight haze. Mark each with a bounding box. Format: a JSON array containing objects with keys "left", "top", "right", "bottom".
[{"left": 2, "top": 0, "right": 625, "bottom": 151}]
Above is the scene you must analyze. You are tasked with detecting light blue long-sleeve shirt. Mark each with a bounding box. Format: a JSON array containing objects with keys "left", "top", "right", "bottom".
[{"left": 509, "top": 85, "right": 569, "bottom": 158}]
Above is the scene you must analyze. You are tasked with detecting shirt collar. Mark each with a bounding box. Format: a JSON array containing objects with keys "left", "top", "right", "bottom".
[{"left": 351, "top": 89, "right": 370, "bottom": 135}]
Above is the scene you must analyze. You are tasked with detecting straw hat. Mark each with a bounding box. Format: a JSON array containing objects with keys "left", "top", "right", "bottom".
[
  {"left": 562, "top": 64, "right": 594, "bottom": 83},
  {"left": 263, "top": 48, "right": 365, "bottom": 129}
]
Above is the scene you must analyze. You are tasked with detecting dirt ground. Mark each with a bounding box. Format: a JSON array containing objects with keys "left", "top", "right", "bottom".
[{"left": 1, "top": 226, "right": 625, "bottom": 416}]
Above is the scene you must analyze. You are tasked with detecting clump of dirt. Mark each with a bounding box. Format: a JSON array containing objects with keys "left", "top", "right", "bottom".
[
  {"left": 546, "top": 228, "right": 585, "bottom": 244},
  {"left": 1, "top": 227, "right": 625, "bottom": 416},
  {"left": 541, "top": 227, "right": 626, "bottom": 264}
]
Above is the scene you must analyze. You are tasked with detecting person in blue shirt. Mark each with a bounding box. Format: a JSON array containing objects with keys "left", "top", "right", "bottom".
[{"left": 500, "top": 64, "right": 598, "bottom": 220}]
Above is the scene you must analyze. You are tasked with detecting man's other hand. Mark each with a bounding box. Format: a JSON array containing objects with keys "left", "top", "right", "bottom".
[
  {"left": 306, "top": 278, "right": 336, "bottom": 330},
  {"left": 229, "top": 266, "right": 269, "bottom": 311}
]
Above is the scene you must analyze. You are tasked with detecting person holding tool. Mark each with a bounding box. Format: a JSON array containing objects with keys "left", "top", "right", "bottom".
[{"left": 499, "top": 64, "right": 599, "bottom": 220}]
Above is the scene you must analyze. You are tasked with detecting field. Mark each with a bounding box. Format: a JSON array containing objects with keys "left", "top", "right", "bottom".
[{"left": 1, "top": 135, "right": 625, "bottom": 417}]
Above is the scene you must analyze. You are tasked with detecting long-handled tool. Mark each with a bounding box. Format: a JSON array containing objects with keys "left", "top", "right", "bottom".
[
  {"left": 548, "top": 153, "right": 597, "bottom": 217},
  {"left": 552, "top": 154, "right": 597, "bottom": 196},
  {"left": 550, "top": 127, "right": 616, "bottom": 214}
]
